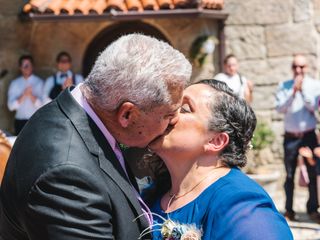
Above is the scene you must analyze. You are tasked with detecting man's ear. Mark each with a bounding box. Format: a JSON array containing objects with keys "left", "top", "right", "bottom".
[
  {"left": 205, "top": 132, "right": 229, "bottom": 153},
  {"left": 117, "top": 102, "right": 137, "bottom": 128}
]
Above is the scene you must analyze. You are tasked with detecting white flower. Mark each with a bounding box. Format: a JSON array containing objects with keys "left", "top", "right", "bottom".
[
  {"left": 181, "top": 229, "right": 202, "bottom": 240},
  {"left": 200, "top": 38, "right": 215, "bottom": 54}
]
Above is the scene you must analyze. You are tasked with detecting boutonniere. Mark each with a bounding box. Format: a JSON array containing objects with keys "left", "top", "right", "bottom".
[
  {"left": 161, "top": 219, "right": 202, "bottom": 240},
  {"left": 119, "top": 143, "right": 129, "bottom": 151},
  {"left": 134, "top": 213, "right": 202, "bottom": 240}
]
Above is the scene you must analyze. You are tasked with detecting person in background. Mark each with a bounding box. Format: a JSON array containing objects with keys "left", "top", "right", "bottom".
[
  {"left": 43, "top": 51, "right": 83, "bottom": 102},
  {"left": 214, "top": 54, "right": 253, "bottom": 104},
  {"left": 275, "top": 54, "right": 320, "bottom": 223},
  {"left": 7, "top": 55, "right": 43, "bottom": 135}
]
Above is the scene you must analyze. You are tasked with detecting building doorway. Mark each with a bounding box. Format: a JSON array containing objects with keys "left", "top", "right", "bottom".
[{"left": 83, "top": 21, "right": 170, "bottom": 77}]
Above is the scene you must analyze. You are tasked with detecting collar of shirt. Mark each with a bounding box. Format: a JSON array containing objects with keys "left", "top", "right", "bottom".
[
  {"left": 70, "top": 83, "right": 125, "bottom": 166},
  {"left": 21, "top": 74, "right": 37, "bottom": 84},
  {"left": 57, "top": 70, "right": 72, "bottom": 79}
]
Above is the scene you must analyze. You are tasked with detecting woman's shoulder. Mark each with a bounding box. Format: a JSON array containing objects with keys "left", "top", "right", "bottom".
[
  {"left": 205, "top": 168, "right": 292, "bottom": 239},
  {"left": 206, "top": 168, "right": 274, "bottom": 210},
  {"left": 223, "top": 168, "right": 270, "bottom": 191}
]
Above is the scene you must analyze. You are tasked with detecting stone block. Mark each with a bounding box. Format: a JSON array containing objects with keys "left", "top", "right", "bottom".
[
  {"left": 225, "top": 0, "right": 292, "bottom": 25},
  {"left": 271, "top": 109, "right": 284, "bottom": 121},
  {"left": 0, "top": 0, "right": 25, "bottom": 16},
  {"left": 265, "top": 57, "right": 293, "bottom": 85},
  {"left": 239, "top": 59, "right": 269, "bottom": 85},
  {"left": 28, "top": 21, "right": 109, "bottom": 75},
  {"left": 225, "top": 26, "right": 266, "bottom": 60},
  {"left": 0, "top": 17, "right": 32, "bottom": 50},
  {"left": 239, "top": 57, "right": 292, "bottom": 86},
  {"left": 312, "top": 0, "right": 320, "bottom": 24},
  {"left": 251, "top": 84, "right": 278, "bottom": 110},
  {"left": 294, "top": 0, "right": 312, "bottom": 22},
  {"left": 266, "top": 23, "right": 317, "bottom": 57}
]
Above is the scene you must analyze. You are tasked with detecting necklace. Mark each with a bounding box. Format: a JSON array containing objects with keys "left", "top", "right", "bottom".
[{"left": 168, "top": 165, "right": 226, "bottom": 201}]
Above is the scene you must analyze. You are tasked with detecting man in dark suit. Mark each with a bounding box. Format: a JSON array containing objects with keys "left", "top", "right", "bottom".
[{"left": 0, "top": 34, "right": 191, "bottom": 240}]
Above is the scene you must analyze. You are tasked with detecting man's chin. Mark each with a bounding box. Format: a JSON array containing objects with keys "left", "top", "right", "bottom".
[
  {"left": 147, "top": 126, "right": 173, "bottom": 149},
  {"left": 148, "top": 135, "right": 163, "bottom": 148}
]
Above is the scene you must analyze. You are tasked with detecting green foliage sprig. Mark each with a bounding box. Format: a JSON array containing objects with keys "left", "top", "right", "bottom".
[{"left": 251, "top": 121, "right": 275, "bottom": 150}]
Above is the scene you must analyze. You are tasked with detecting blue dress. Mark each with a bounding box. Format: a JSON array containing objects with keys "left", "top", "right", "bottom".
[{"left": 150, "top": 168, "right": 293, "bottom": 240}]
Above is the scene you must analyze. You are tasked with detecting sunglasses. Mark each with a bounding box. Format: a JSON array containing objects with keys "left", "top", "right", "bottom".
[{"left": 292, "top": 64, "right": 306, "bottom": 69}]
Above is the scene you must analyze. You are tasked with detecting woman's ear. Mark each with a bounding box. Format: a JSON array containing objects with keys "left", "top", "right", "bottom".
[
  {"left": 117, "top": 102, "right": 136, "bottom": 128},
  {"left": 205, "top": 132, "right": 229, "bottom": 153}
]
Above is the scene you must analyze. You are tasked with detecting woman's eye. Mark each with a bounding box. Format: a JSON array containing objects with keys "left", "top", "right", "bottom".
[{"left": 180, "top": 104, "right": 190, "bottom": 113}]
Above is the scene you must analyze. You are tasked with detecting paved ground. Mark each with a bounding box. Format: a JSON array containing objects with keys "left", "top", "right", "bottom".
[{"left": 258, "top": 164, "right": 320, "bottom": 240}]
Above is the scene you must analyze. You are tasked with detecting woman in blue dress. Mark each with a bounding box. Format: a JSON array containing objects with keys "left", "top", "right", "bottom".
[{"left": 142, "top": 79, "right": 293, "bottom": 240}]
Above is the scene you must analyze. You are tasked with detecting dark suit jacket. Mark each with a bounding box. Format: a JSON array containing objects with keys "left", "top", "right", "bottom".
[{"left": 0, "top": 89, "right": 150, "bottom": 240}]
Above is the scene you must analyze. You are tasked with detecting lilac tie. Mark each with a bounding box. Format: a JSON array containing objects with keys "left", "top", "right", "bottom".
[{"left": 114, "top": 144, "right": 153, "bottom": 226}]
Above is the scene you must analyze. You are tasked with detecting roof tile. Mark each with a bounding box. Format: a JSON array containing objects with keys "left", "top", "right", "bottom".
[{"left": 23, "top": 0, "right": 224, "bottom": 15}]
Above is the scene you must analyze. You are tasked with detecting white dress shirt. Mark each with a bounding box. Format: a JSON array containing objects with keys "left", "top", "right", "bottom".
[
  {"left": 214, "top": 72, "right": 248, "bottom": 99},
  {"left": 43, "top": 70, "right": 83, "bottom": 103},
  {"left": 275, "top": 76, "right": 320, "bottom": 133},
  {"left": 7, "top": 74, "right": 43, "bottom": 120}
]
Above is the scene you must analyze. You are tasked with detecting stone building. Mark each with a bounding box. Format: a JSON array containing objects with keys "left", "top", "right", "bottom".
[{"left": 1, "top": 0, "right": 320, "bottom": 163}]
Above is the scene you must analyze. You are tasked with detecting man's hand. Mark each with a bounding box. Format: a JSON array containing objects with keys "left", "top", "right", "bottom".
[
  {"left": 299, "top": 146, "right": 316, "bottom": 166},
  {"left": 17, "top": 86, "right": 31, "bottom": 104},
  {"left": 293, "top": 75, "right": 304, "bottom": 93},
  {"left": 62, "top": 77, "right": 73, "bottom": 89},
  {"left": 25, "top": 86, "right": 37, "bottom": 103},
  {"left": 293, "top": 75, "right": 303, "bottom": 95}
]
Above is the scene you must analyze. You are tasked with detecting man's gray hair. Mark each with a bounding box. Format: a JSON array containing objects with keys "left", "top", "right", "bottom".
[{"left": 83, "top": 34, "right": 192, "bottom": 111}]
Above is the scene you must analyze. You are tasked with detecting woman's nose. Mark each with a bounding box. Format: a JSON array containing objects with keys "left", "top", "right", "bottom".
[{"left": 169, "top": 112, "right": 180, "bottom": 126}]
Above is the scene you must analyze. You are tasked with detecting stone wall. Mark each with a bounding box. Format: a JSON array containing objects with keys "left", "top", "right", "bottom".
[{"left": 222, "top": 0, "right": 320, "bottom": 161}]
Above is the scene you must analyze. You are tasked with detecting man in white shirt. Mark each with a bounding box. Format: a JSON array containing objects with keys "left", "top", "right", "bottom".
[
  {"left": 43, "top": 51, "right": 83, "bottom": 103},
  {"left": 7, "top": 55, "right": 43, "bottom": 135},
  {"left": 214, "top": 54, "right": 253, "bottom": 104}
]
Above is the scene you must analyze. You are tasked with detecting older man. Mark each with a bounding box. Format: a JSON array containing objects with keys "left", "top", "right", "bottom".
[
  {"left": 276, "top": 54, "right": 320, "bottom": 223},
  {"left": 0, "top": 34, "right": 191, "bottom": 240}
]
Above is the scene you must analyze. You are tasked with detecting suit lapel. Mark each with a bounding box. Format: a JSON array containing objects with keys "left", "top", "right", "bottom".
[
  {"left": 98, "top": 149, "right": 149, "bottom": 229},
  {"left": 57, "top": 89, "right": 150, "bottom": 231}
]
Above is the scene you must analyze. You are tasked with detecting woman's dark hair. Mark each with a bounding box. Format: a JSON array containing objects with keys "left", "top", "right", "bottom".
[
  {"left": 18, "top": 55, "right": 34, "bottom": 66},
  {"left": 196, "top": 79, "right": 256, "bottom": 167}
]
